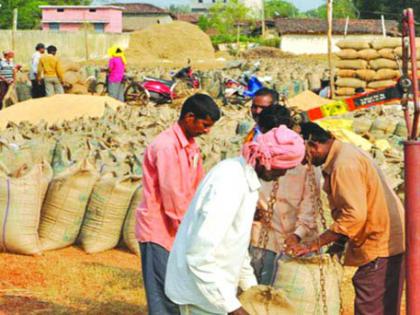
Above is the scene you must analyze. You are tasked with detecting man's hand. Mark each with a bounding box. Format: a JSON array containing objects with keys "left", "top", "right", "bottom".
[
  {"left": 284, "top": 234, "right": 301, "bottom": 256},
  {"left": 228, "top": 307, "right": 250, "bottom": 315}
]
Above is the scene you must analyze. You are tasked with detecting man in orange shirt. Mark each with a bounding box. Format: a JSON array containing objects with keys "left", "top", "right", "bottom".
[
  {"left": 136, "top": 93, "right": 220, "bottom": 315},
  {"left": 294, "top": 122, "right": 405, "bottom": 315}
]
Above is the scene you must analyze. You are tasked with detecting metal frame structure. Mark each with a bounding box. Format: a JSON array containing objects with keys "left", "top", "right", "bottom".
[{"left": 401, "top": 8, "right": 420, "bottom": 315}]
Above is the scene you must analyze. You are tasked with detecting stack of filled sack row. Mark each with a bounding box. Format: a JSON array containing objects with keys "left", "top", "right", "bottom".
[
  {"left": 334, "top": 37, "right": 419, "bottom": 97},
  {"left": 0, "top": 103, "right": 249, "bottom": 257}
]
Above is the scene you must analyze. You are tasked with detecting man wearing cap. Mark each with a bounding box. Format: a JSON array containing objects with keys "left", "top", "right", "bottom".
[
  {"left": 0, "top": 50, "right": 17, "bottom": 107},
  {"left": 165, "top": 126, "right": 306, "bottom": 315},
  {"left": 30, "top": 43, "right": 46, "bottom": 98}
]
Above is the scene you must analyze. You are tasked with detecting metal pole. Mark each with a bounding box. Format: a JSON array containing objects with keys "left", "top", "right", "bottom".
[
  {"left": 403, "top": 8, "right": 420, "bottom": 315},
  {"left": 405, "top": 141, "right": 420, "bottom": 315},
  {"left": 327, "top": 0, "right": 334, "bottom": 99}
]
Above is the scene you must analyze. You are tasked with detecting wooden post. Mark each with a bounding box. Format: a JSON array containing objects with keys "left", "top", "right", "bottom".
[
  {"left": 327, "top": 0, "right": 335, "bottom": 99},
  {"left": 12, "top": 8, "right": 18, "bottom": 51},
  {"left": 381, "top": 15, "right": 387, "bottom": 37},
  {"left": 344, "top": 16, "right": 349, "bottom": 37},
  {"left": 261, "top": 0, "right": 265, "bottom": 37}
]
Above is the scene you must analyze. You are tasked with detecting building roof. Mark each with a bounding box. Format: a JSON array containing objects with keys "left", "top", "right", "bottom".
[
  {"left": 172, "top": 13, "right": 201, "bottom": 24},
  {"left": 274, "top": 18, "right": 400, "bottom": 36},
  {"left": 39, "top": 5, "right": 124, "bottom": 10},
  {"left": 111, "top": 3, "right": 168, "bottom": 14}
]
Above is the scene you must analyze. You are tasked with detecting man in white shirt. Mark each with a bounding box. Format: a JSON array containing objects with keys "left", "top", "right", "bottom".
[
  {"left": 30, "top": 43, "right": 46, "bottom": 98},
  {"left": 165, "top": 126, "right": 306, "bottom": 315}
]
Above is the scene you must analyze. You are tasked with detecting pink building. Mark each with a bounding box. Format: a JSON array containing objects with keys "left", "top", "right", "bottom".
[{"left": 40, "top": 5, "right": 123, "bottom": 33}]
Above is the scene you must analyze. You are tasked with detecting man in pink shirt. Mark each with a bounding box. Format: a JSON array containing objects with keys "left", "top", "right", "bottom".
[{"left": 136, "top": 93, "right": 221, "bottom": 315}]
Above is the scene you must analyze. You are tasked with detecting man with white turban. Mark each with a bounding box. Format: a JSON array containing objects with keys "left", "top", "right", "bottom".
[{"left": 165, "top": 126, "right": 305, "bottom": 315}]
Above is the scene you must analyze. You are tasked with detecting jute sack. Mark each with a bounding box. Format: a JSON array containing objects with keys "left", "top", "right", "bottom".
[
  {"left": 336, "top": 87, "right": 355, "bottom": 96},
  {"left": 38, "top": 160, "right": 99, "bottom": 251},
  {"left": 368, "top": 80, "right": 396, "bottom": 89},
  {"left": 394, "top": 46, "right": 420, "bottom": 59},
  {"left": 273, "top": 255, "right": 343, "bottom": 315},
  {"left": 337, "top": 69, "right": 356, "bottom": 78},
  {"left": 240, "top": 285, "right": 295, "bottom": 315},
  {"left": 357, "top": 49, "right": 380, "bottom": 60},
  {"left": 336, "top": 40, "right": 370, "bottom": 50},
  {"left": 63, "top": 72, "right": 80, "bottom": 86},
  {"left": 0, "top": 140, "right": 33, "bottom": 176},
  {"left": 356, "top": 69, "right": 377, "bottom": 82},
  {"left": 122, "top": 185, "right": 142, "bottom": 256},
  {"left": 374, "top": 69, "right": 400, "bottom": 81},
  {"left": 369, "top": 58, "right": 398, "bottom": 70},
  {"left": 336, "top": 59, "right": 367, "bottom": 70},
  {"left": 352, "top": 117, "right": 373, "bottom": 134},
  {"left": 79, "top": 174, "right": 141, "bottom": 254},
  {"left": 336, "top": 78, "right": 366, "bottom": 88},
  {"left": 371, "top": 117, "right": 398, "bottom": 136},
  {"left": 371, "top": 38, "right": 402, "bottom": 50},
  {"left": 0, "top": 162, "right": 52, "bottom": 255},
  {"left": 336, "top": 49, "right": 359, "bottom": 59},
  {"left": 378, "top": 48, "right": 396, "bottom": 60}
]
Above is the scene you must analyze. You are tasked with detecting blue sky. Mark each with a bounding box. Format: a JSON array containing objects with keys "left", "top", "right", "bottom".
[{"left": 95, "top": 0, "right": 325, "bottom": 12}]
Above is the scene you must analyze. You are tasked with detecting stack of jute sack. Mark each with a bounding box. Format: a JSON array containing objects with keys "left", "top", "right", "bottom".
[
  {"left": 335, "top": 37, "right": 406, "bottom": 97},
  {"left": 62, "top": 61, "right": 90, "bottom": 95},
  {"left": 0, "top": 102, "right": 250, "bottom": 257}
]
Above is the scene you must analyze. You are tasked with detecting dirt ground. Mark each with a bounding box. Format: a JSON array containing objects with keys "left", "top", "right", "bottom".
[{"left": 0, "top": 247, "right": 371, "bottom": 315}]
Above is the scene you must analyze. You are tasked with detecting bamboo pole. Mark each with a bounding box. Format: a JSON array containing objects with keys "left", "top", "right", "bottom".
[
  {"left": 12, "top": 9, "right": 18, "bottom": 51},
  {"left": 261, "top": 0, "right": 265, "bottom": 37},
  {"left": 327, "top": 0, "right": 334, "bottom": 99}
]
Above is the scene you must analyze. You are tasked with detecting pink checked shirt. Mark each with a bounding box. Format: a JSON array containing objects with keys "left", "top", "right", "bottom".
[{"left": 135, "top": 123, "right": 204, "bottom": 251}]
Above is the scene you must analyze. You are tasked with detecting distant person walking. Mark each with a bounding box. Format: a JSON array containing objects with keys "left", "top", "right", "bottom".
[
  {"left": 30, "top": 43, "right": 46, "bottom": 98},
  {"left": 0, "top": 50, "right": 17, "bottom": 106},
  {"left": 37, "top": 45, "right": 64, "bottom": 97},
  {"left": 107, "top": 46, "right": 126, "bottom": 102}
]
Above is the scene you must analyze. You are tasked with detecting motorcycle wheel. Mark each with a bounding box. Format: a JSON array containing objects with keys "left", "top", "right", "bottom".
[
  {"left": 124, "top": 84, "right": 149, "bottom": 106},
  {"left": 149, "top": 91, "right": 171, "bottom": 105},
  {"left": 94, "top": 82, "right": 107, "bottom": 96}
]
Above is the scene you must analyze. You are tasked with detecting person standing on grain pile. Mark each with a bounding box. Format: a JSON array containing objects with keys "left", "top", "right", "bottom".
[
  {"left": 0, "top": 50, "right": 17, "bottom": 106},
  {"left": 107, "top": 46, "right": 126, "bottom": 102},
  {"left": 248, "top": 105, "right": 320, "bottom": 285},
  {"left": 244, "top": 88, "right": 279, "bottom": 142},
  {"left": 165, "top": 126, "right": 306, "bottom": 315},
  {"left": 136, "top": 93, "right": 221, "bottom": 315},
  {"left": 30, "top": 43, "right": 46, "bottom": 98},
  {"left": 37, "top": 45, "right": 64, "bottom": 97},
  {"left": 293, "top": 122, "right": 405, "bottom": 315}
]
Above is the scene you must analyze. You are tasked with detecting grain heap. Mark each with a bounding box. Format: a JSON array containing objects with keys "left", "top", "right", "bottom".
[
  {"left": 126, "top": 21, "right": 216, "bottom": 65},
  {"left": 335, "top": 38, "right": 406, "bottom": 97}
]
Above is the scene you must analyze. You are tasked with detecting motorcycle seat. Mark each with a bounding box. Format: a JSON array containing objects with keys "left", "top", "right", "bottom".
[{"left": 145, "top": 77, "right": 174, "bottom": 86}]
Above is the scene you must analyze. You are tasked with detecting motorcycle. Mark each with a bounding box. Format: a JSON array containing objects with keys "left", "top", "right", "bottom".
[
  {"left": 124, "top": 64, "right": 200, "bottom": 105},
  {"left": 222, "top": 73, "right": 264, "bottom": 105}
]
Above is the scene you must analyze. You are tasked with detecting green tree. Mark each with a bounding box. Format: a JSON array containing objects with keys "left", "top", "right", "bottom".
[
  {"left": 264, "top": 0, "right": 300, "bottom": 18},
  {"left": 306, "top": 0, "right": 357, "bottom": 19},
  {"left": 207, "top": 0, "right": 251, "bottom": 35},
  {"left": 168, "top": 4, "right": 191, "bottom": 14},
  {"left": 0, "top": 0, "right": 92, "bottom": 29},
  {"left": 354, "top": 0, "right": 419, "bottom": 19}
]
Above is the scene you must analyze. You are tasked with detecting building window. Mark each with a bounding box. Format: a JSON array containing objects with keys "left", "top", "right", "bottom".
[
  {"left": 198, "top": 0, "right": 203, "bottom": 3},
  {"left": 49, "top": 23, "right": 60, "bottom": 31},
  {"left": 89, "top": 9, "right": 96, "bottom": 12},
  {"left": 57, "top": 8, "right": 64, "bottom": 12},
  {"left": 94, "top": 23, "right": 105, "bottom": 33}
]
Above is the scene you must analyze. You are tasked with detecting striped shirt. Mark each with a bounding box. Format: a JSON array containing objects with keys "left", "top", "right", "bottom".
[{"left": 0, "top": 59, "right": 14, "bottom": 81}]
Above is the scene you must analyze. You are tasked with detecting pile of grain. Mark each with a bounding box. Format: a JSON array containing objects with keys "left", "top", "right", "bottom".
[
  {"left": 288, "top": 90, "right": 331, "bottom": 111},
  {"left": 335, "top": 37, "right": 408, "bottom": 97},
  {"left": 241, "top": 47, "right": 294, "bottom": 59},
  {"left": 0, "top": 94, "right": 124, "bottom": 128},
  {"left": 126, "top": 21, "right": 215, "bottom": 65}
]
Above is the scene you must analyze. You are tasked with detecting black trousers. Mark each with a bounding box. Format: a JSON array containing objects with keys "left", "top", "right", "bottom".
[{"left": 31, "top": 80, "right": 46, "bottom": 98}]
